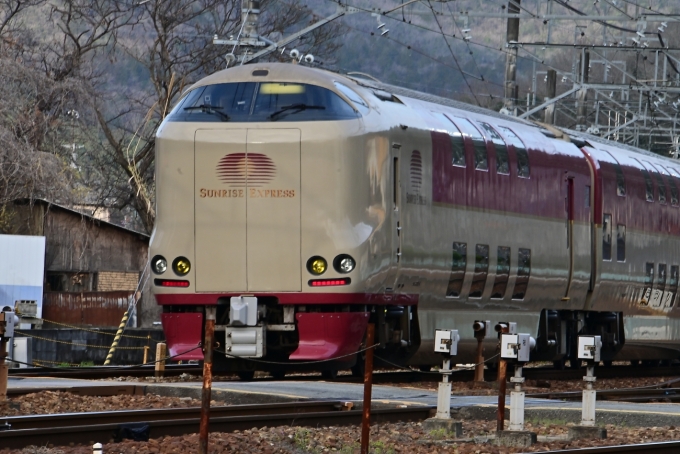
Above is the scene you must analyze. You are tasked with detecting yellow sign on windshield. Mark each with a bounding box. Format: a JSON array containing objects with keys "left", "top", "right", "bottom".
[{"left": 260, "top": 83, "right": 305, "bottom": 94}]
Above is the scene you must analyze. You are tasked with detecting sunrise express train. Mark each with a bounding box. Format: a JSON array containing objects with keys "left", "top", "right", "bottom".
[{"left": 150, "top": 62, "right": 680, "bottom": 377}]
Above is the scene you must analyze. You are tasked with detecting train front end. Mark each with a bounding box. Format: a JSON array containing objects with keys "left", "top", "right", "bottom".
[{"left": 150, "top": 63, "right": 402, "bottom": 375}]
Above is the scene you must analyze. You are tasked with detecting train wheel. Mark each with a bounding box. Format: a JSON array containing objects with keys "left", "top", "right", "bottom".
[
  {"left": 569, "top": 359, "right": 581, "bottom": 370},
  {"left": 602, "top": 361, "right": 613, "bottom": 367},
  {"left": 419, "top": 365, "right": 432, "bottom": 372},
  {"left": 271, "top": 371, "right": 286, "bottom": 380},
  {"left": 237, "top": 371, "right": 255, "bottom": 381},
  {"left": 351, "top": 362, "right": 365, "bottom": 378},
  {"left": 321, "top": 369, "right": 338, "bottom": 380},
  {"left": 629, "top": 360, "right": 640, "bottom": 367},
  {"left": 552, "top": 359, "right": 566, "bottom": 370}
]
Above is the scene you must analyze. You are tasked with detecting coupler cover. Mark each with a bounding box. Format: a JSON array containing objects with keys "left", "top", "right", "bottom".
[{"left": 225, "top": 326, "right": 265, "bottom": 358}]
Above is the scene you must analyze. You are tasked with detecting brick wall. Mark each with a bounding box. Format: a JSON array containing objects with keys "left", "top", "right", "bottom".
[{"left": 98, "top": 271, "right": 139, "bottom": 291}]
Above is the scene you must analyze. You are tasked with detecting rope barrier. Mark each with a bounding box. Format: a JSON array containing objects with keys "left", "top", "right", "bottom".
[
  {"left": 41, "top": 318, "right": 163, "bottom": 342},
  {"left": 104, "top": 311, "right": 129, "bottom": 365},
  {"left": 15, "top": 330, "right": 145, "bottom": 350}
]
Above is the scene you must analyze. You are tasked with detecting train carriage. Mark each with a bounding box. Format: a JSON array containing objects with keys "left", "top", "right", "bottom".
[{"left": 151, "top": 62, "right": 680, "bottom": 376}]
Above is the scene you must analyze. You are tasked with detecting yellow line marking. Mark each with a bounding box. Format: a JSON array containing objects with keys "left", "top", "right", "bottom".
[
  {"left": 165, "top": 385, "right": 306, "bottom": 400},
  {"left": 476, "top": 403, "right": 680, "bottom": 415}
]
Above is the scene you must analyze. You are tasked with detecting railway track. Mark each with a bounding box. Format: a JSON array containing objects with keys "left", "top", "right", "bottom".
[
  {"left": 541, "top": 441, "right": 680, "bottom": 453},
  {"left": 0, "top": 400, "right": 434, "bottom": 449},
  {"left": 10, "top": 363, "right": 680, "bottom": 382},
  {"left": 528, "top": 387, "right": 680, "bottom": 403}
]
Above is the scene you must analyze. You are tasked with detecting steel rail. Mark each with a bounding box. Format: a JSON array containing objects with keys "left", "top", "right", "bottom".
[
  {"left": 541, "top": 441, "right": 680, "bottom": 453},
  {"left": 527, "top": 387, "right": 680, "bottom": 403},
  {"left": 9, "top": 364, "right": 202, "bottom": 379},
  {"left": 0, "top": 403, "right": 434, "bottom": 449}
]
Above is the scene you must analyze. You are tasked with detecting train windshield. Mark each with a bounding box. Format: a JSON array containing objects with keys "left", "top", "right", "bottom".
[{"left": 168, "top": 82, "right": 360, "bottom": 122}]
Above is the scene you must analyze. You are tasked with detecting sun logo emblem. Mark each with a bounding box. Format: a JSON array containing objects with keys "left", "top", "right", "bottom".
[{"left": 216, "top": 153, "right": 276, "bottom": 188}]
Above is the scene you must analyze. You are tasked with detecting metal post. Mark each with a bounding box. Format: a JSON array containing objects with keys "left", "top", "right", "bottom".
[
  {"left": 508, "top": 365, "right": 525, "bottom": 430},
  {"left": 0, "top": 339, "right": 7, "bottom": 401},
  {"left": 199, "top": 306, "right": 216, "bottom": 454},
  {"left": 474, "top": 336, "right": 484, "bottom": 382},
  {"left": 576, "top": 49, "right": 590, "bottom": 129},
  {"left": 92, "top": 443, "right": 103, "bottom": 454},
  {"left": 544, "top": 69, "right": 557, "bottom": 124},
  {"left": 155, "top": 342, "right": 166, "bottom": 378},
  {"left": 435, "top": 358, "right": 452, "bottom": 418},
  {"left": 581, "top": 364, "right": 597, "bottom": 426},
  {"left": 496, "top": 358, "right": 508, "bottom": 431},
  {"left": 504, "top": 0, "right": 520, "bottom": 113},
  {"left": 360, "top": 323, "right": 375, "bottom": 454}
]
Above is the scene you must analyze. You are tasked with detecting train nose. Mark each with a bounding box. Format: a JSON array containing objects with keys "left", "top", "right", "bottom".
[{"left": 194, "top": 128, "right": 301, "bottom": 292}]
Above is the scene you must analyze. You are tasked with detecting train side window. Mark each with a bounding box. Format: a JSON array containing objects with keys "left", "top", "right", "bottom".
[
  {"left": 512, "top": 248, "right": 531, "bottom": 300},
  {"left": 670, "top": 266, "right": 679, "bottom": 307},
  {"left": 617, "top": 224, "right": 626, "bottom": 262},
  {"left": 660, "top": 165, "right": 679, "bottom": 206},
  {"left": 602, "top": 214, "right": 612, "bottom": 261},
  {"left": 469, "top": 244, "right": 489, "bottom": 298},
  {"left": 612, "top": 160, "right": 626, "bottom": 196},
  {"left": 647, "top": 162, "right": 667, "bottom": 204},
  {"left": 491, "top": 246, "right": 511, "bottom": 299},
  {"left": 478, "top": 122, "right": 509, "bottom": 175},
  {"left": 438, "top": 114, "right": 466, "bottom": 167},
  {"left": 450, "top": 117, "right": 488, "bottom": 171},
  {"left": 659, "top": 264, "right": 667, "bottom": 290},
  {"left": 497, "top": 126, "right": 530, "bottom": 178},
  {"left": 636, "top": 160, "right": 654, "bottom": 202},
  {"left": 446, "top": 242, "right": 467, "bottom": 298},
  {"left": 645, "top": 262, "right": 655, "bottom": 287}
]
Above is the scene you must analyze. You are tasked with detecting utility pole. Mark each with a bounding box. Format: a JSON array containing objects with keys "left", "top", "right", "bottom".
[
  {"left": 544, "top": 69, "right": 557, "bottom": 125},
  {"left": 576, "top": 49, "right": 590, "bottom": 130},
  {"left": 503, "top": 0, "right": 521, "bottom": 115}
]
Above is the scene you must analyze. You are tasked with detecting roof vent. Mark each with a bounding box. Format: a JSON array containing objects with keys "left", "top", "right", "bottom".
[{"left": 252, "top": 69, "right": 269, "bottom": 77}]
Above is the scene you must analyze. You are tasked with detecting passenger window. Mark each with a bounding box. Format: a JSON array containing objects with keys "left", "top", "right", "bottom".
[
  {"left": 491, "top": 246, "right": 511, "bottom": 299},
  {"left": 636, "top": 160, "right": 654, "bottom": 202},
  {"left": 497, "top": 126, "right": 530, "bottom": 178},
  {"left": 669, "top": 266, "right": 679, "bottom": 307},
  {"left": 585, "top": 185, "right": 591, "bottom": 207},
  {"left": 660, "top": 166, "right": 679, "bottom": 206},
  {"left": 512, "top": 248, "right": 531, "bottom": 300},
  {"left": 647, "top": 163, "right": 667, "bottom": 204},
  {"left": 469, "top": 244, "right": 489, "bottom": 298},
  {"left": 645, "top": 262, "right": 655, "bottom": 287},
  {"left": 446, "top": 242, "right": 467, "bottom": 298},
  {"left": 617, "top": 224, "right": 626, "bottom": 262},
  {"left": 438, "top": 114, "right": 466, "bottom": 167},
  {"left": 450, "top": 117, "right": 488, "bottom": 170},
  {"left": 478, "top": 122, "right": 509, "bottom": 174},
  {"left": 602, "top": 214, "right": 612, "bottom": 261},
  {"left": 659, "top": 264, "right": 667, "bottom": 290},
  {"left": 612, "top": 160, "right": 626, "bottom": 196}
]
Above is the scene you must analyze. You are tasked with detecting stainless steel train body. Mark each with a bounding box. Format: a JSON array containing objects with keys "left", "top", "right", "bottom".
[{"left": 151, "top": 62, "right": 680, "bottom": 373}]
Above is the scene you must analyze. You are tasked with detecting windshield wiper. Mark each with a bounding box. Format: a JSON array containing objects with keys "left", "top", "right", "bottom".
[
  {"left": 269, "top": 103, "right": 325, "bottom": 121},
  {"left": 184, "top": 104, "right": 231, "bottom": 121}
]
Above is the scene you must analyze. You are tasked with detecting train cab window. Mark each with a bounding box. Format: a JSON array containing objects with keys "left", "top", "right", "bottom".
[
  {"left": 478, "top": 122, "right": 509, "bottom": 174},
  {"left": 334, "top": 82, "right": 370, "bottom": 114},
  {"left": 450, "top": 117, "right": 488, "bottom": 171},
  {"left": 512, "top": 248, "right": 531, "bottom": 300},
  {"left": 647, "top": 162, "right": 667, "bottom": 204},
  {"left": 660, "top": 166, "right": 679, "bottom": 206},
  {"left": 602, "top": 214, "right": 612, "bottom": 261},
  {"left": 635, "top": 160, "right": 655, "bottom": 202},
  {"left": 659, "top": 264, "right": 667, "bottom": 290},
  {"left": 497, "top": 126, "right": 530, "bottom": 178},
  {"left": 469, "top": 244, "right": 489, "bottom": 298},
  {"left": 617, "top": 224, "right": 626, "bottom": 262},
  {"left": 645, "top": 262, "right": 655, "bottom": 287},
  {"left": 491, "top": 246, "right": 511, "bottom": 299},
  {"left": 168, "top": 82, "right": 360, "bottom": 122},
  {"left": 446, "top": 242, "right": 467, "bottom": 298}
]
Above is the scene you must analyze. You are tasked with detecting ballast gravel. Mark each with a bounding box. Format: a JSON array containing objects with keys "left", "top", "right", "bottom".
[{"left": 2, "top": 421, "right": 680, "bottom": 454}]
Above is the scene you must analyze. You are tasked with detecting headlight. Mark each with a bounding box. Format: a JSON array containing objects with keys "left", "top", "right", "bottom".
[
  {"left": 307, "top": 256, "right": 327, "bottom": 275},
  {"left": 172, "top": 257, "right": 191, "bottom": 275},
  {"left": 333, "top": 254, "right": 356, "bottom": 274},
  {"left": 151, "top": 255, "right": 167, "bottom": 274}
]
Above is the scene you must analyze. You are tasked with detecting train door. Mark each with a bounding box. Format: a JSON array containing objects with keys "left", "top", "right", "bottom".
[
  {"left": 384, "top": 142, "right": 403, "bottom": 292},
  {"left": 194, "top": 129, "right": 248, "bottom": 292},
  {"left": 564, "top": 175, "right": 575, "bottom": 299},
  {"left": 245, "top": 129, "right": 301, "bottom": 292},
  {"left": 193, "top": 128, "right": 301, "bottom": 292}
]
